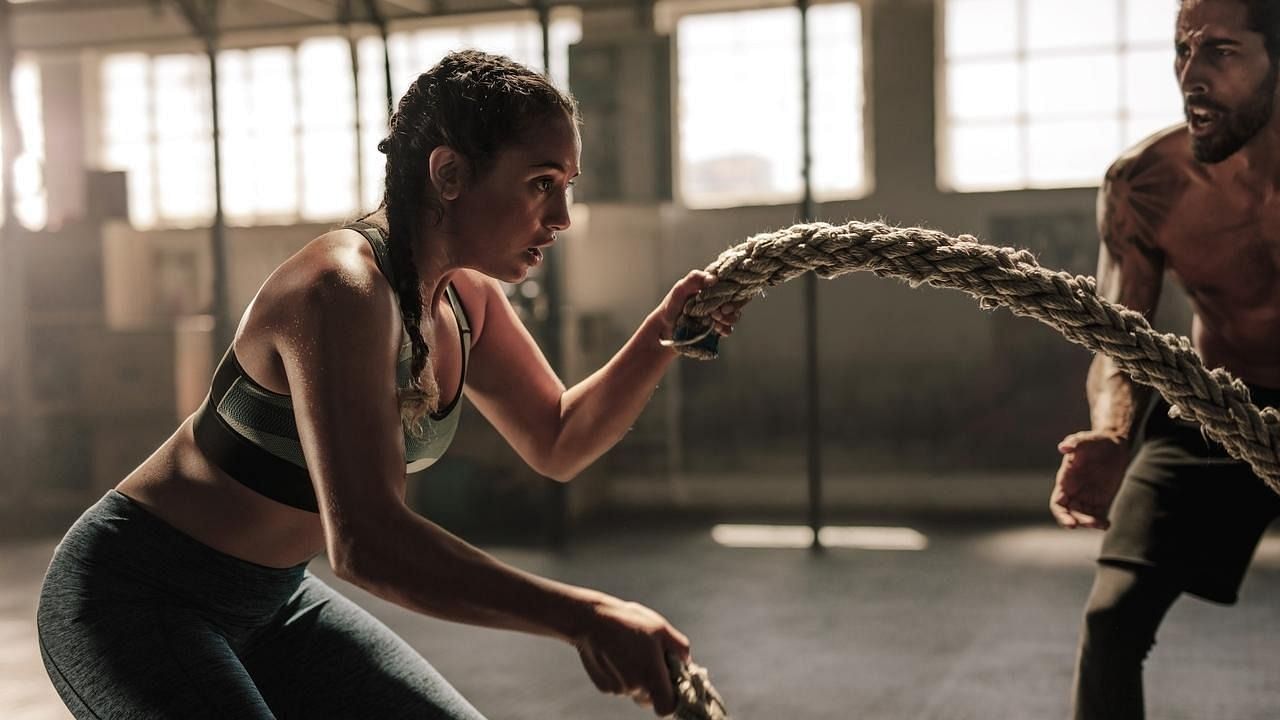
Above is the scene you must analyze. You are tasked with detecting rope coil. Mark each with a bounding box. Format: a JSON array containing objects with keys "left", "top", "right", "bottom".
[{"left": 667, "top": 220, "right": 1280, "bottom": 493}]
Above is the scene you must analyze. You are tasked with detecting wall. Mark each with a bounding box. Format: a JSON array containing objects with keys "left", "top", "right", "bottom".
[{"left": 12, "top": 0, "right": 1195, "bottom": 523}]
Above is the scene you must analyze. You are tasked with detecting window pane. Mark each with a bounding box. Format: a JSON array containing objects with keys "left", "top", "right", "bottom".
[
  {"left": 1026, "top": 0, "right": 1118, "bottom": 51},
  {"left": 549, "top": 18, "right": 583, "bottom": 91},
  {"left": 1124, "top": 49, "right": 1180, "bottom": 118},
  {"left": 808, "top": 2, "right": 864, "bottom": 198},
  {"left": 13, "top": 59, "right": 45, "bottom": 229},
  {"left": 941, "top": 0, "right": 1183, "bottom": 192},
  {"left": 102, "top": 54, "right": 150, "bottom": 142},
  {"left": 220, "top": 135, "right": 257, "bottom": 223},
  {"left": 248, "top": 48, "right": 297, "bottom": 132},
  {"left": 1027, "top": 119, "right": 1120, "bottom": 186},
  {"left": 945, "top": 0, "right": 1018, "bottom": 59},
  {"left": 387, "top": 17, "right": 580, "bottom": 109},
  {"left": 679, "top": 7, "right": 802, "bottom": 205},
  {"left": 465, "top": 22, "right": 543, "bottom": 70},
  {"left": 1126, "top": 0, "right": 1178, "bottom": 46},
  {"left": 679, "top": 4, "right": 864, "bottom": 207},
  {"left": 300, "top": 130, "right": 357, "bottom": 221},
  {"left": 361, "top": 127, "right": 386, "bottom": 211},
  {"left": 947, "top": 60, "right": 1021, "bottom": 121},
  {"left": 217, "top": 52, "right": 254, "bottom": 134},
  {"left": 155, "top": 139, "right": 214, "bottom": 224},
  {"left": 153, "top": 54, "right": 210, "bottom": 140},
  {"left": 299, "top": 37, "right": 354, "bottom": 129},
  {"left": 945, "top": 123, "right": 1023, "bottom": 191},
  {"left": 1125, "top": 115, "right": 1178, "bottom": 146},
  {"left": 251, "top": 132, "right": 299, "bottom": 219},
  {"left": 1026, "top": 53, "right": 1120, "bottom": 117}
]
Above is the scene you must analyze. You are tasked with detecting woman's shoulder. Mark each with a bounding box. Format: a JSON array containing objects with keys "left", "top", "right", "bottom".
[
  {"left": 253, "top": 229, "right": 399, "bottom": 339},
  {"left": 272, "top": 229, "right": 388, "bottom": 301},
  {"left": 448, "top": 269, "right": 506, "bottom": 340}
]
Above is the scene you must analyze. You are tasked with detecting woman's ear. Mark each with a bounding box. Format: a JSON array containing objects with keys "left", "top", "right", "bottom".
[{"left": 428, "top": 146, "right": 468, "bottom": 201}]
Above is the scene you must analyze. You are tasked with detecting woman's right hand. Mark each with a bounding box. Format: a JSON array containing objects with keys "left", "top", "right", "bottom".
[{"left": 574, "top": 597, "right": 691, "bottom": 716}]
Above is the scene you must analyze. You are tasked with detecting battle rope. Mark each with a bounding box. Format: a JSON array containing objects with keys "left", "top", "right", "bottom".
[
  {"left": 670, "top": 655, "right": 730, "bottom": 720},
  {"left": 663, "top": 220, "right": 1280, "bottom": 494}
]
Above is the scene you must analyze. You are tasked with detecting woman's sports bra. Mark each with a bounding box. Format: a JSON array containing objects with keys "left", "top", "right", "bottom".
[{"left": 191, "top": 221, "right": 471, "bottom": 512}]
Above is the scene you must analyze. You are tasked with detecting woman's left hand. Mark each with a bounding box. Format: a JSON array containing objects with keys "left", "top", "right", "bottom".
[{"left": 653, "top": 270, "right": 745, "bottom": 340}]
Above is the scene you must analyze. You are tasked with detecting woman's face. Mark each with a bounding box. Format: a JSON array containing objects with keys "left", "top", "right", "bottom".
[{"left": 447, "top": 110, "right": 580, "bottom": 283}]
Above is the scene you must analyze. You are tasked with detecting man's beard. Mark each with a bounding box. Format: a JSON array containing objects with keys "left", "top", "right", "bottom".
[{"left": 1191, "top": 64, "right": 1280, "bottom": 164}]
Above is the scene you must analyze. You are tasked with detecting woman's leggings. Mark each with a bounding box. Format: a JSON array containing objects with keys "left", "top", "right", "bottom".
[
  {"left": 37, "top": 490, "right": 488, "bottom": 720},
  {"left": 1071, "top": 562, "right": 1183, "bottom": 720}
]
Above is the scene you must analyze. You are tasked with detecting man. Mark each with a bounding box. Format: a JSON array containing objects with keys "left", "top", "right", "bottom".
[{"left": 1051, "top": 1, "right": 1280, "bottom": 718}]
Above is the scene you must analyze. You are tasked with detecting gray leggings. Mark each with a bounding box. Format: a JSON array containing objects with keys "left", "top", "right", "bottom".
[{"left": 37, "top": 490, "right": 488, "bottom": 720}]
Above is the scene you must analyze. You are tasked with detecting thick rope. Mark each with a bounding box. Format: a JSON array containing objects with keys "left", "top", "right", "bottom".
[
  {"left": 668, "top": 220, "right": 1280, "bottom": 494},
  {"left": 670, "top": 656, "right": 730, "bottom": 720}
]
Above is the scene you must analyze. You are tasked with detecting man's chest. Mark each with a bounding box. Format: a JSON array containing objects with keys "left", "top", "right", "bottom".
[{"left": 1161, "top": 204, "right": 1280, "bottom": 304}]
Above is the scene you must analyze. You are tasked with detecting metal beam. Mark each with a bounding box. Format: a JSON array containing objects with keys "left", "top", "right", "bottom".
[
  {"left": 380, "top": 0, "right": 432, "bottom": 14},
  {"left": 797, "top": 0, "right": 822, "bottom": 553},
  {"left": 170, "top": 0, "right": 232, "bottom": 359},
  {"left": 0, "top": 0, "right": 30, "bottom": 502},
  {"left": 260, "top": 0, "right": 339, "bottom": 22},
  {"left": 9, "top": 0, "right": 156, "bottom": 14}
]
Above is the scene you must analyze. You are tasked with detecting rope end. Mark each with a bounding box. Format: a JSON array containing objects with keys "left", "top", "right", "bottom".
[{"left": 662, "top": 319, "right": 722, "bottom": 360}]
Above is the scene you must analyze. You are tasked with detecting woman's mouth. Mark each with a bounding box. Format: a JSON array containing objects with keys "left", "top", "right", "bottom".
[{"left": 525, "top": 247, "right": 543, "bottom": 264}]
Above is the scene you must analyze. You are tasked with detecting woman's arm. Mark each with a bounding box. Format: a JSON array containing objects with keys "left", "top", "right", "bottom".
[
  {"left": 274, "top": 239, "right": 688, "bottom": 712},
  {"left": 463, "top": 270, "right": 739, "bottom": 481}
]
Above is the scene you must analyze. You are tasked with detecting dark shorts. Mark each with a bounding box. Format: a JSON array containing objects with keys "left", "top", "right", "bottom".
[
  {"left": 1100, "top": 385, "right": 1280, "bottom": 604},
  {"left": 37, "top": 490, "right": 488, "bottom": 720}
]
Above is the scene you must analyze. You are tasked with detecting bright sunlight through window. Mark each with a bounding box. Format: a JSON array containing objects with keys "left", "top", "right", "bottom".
[
  {"left": 940, "top": 0, "right": 1183, "bottom": 192},
  {"left": 2, "top": 59, "right": 47, "bottom": 229},
  {"left": 676, "top": 2, "right": 866, "bottom": 208},
  {"left": 99, "top": 15, "right": 580, "bottom": 230}
]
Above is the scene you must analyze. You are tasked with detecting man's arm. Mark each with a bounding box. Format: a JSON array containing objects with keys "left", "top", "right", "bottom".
[
  {"left": 1052, "top": 150, "right": 1172, "bottom": 529},
  {"left": 1088, "top": 153, "right": 1170, "bottom": 436}
]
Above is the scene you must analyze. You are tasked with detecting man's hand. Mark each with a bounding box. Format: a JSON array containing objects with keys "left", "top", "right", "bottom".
[{"left": 1051, "top": 430, "right": 1131, "bottom": 530}]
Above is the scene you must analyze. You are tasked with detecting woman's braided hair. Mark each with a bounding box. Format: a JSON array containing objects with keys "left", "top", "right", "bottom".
[{"left": 373, "top": 49, "right": 577, "bottom": 436}]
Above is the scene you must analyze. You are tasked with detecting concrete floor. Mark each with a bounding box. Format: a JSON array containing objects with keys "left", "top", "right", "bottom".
[{"left": 3, "top": 517, "right": 1279, "bottom": 720}]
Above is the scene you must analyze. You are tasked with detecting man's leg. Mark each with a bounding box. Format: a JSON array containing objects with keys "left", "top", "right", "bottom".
[{"left": 1071, "top": 562, "right": 1182, "bottom": 720}]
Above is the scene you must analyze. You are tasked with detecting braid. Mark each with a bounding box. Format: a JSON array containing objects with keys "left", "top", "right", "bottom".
[
  {"left": 379, "top": 79, "right": 439, "bottom": 436},
  {"left": 375, "top": 50, "right": 578, "bottom": 434}
]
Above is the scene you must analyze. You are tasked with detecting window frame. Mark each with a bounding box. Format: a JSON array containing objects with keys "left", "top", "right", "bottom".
[
  {"left": 935, "top": 0, "right": 1182, "bottom": 193},
  {"left": 661, "top": 0, "right": 871, "bottom": 210}
]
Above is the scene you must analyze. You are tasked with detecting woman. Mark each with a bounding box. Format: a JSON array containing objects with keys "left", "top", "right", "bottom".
[{"left": 37, "top": 50, "right": 740, "bottom": 719}]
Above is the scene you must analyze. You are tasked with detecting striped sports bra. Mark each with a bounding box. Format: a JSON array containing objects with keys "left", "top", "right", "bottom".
[{"left": 191, "top": 221, "right": 471, "bottom": 512}]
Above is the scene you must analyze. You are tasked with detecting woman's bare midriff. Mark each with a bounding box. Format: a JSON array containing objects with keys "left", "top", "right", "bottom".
[{"left": 116, "top": 416, "right": 328, "bottom": 569}]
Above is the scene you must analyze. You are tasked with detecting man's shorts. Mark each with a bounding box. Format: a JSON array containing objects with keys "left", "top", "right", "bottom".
[{"left": 1100, "top": 384, "right": 1280, "bottom": 604}]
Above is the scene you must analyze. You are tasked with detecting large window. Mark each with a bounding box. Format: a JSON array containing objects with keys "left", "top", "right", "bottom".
[
  {"left": 99, "top": 15, "right": 580, "bottom": 230},
  {"left": 675, "top": 2, "right": 866, "bottom": 208},
  {"left": 940, "top": 0, "right": 1183, "bottom": 191},
  {"left": 1, "top": 59, "right": 47, "bottom": 229}
]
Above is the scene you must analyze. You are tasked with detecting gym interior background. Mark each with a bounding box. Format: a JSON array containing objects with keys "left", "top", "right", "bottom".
[{"left": 1, "top": 1, "right": 1276, "bottom": 718}]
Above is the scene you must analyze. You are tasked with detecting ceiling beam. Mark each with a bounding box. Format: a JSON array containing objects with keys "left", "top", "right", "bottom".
[
  {"left": 380, "top": 0, "right": 432, "bottom": 14},
  {"left": 260, "top": 0, "right": 337, "bottom": 22}
]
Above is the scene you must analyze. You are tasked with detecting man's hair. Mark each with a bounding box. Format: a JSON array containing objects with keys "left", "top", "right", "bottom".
[{"left": 1243, "top": 0, "right": 1280, "bottom": 63}]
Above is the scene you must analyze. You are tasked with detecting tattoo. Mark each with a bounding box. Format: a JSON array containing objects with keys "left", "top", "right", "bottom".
[{"left": 1098, "top": 149, "right": 1180, "bottom": 268}]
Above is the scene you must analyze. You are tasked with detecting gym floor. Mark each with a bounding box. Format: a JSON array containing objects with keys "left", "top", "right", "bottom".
[{"left": 3, "top": 513, "right": 1278, "bottom": 720}]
